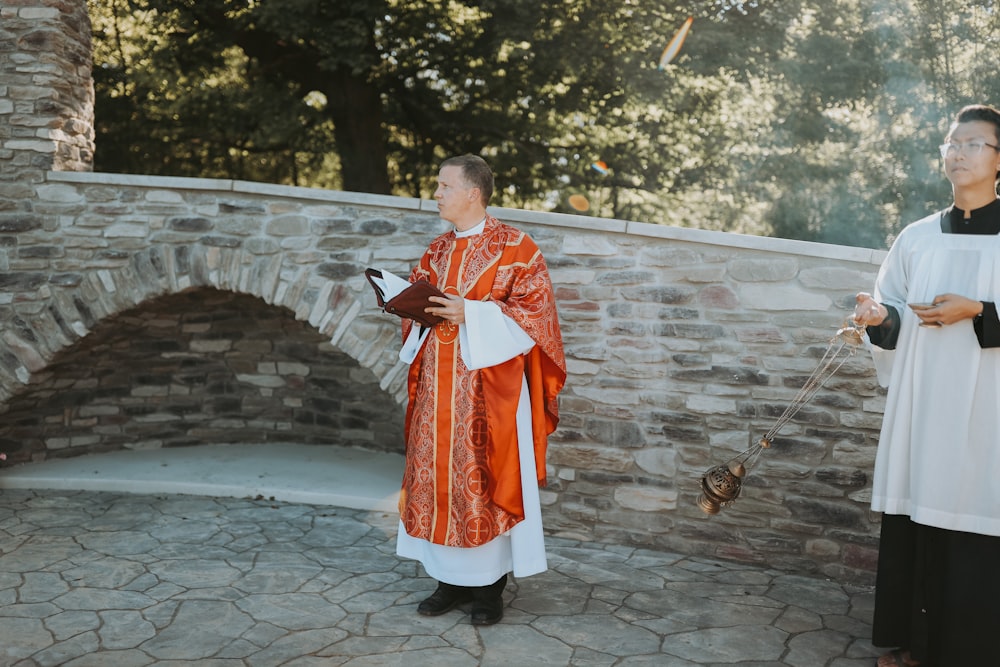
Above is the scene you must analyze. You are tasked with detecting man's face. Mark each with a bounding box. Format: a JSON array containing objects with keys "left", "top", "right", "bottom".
[
  {"left": 434, "top": 165, "right": 479, "bottom": 225},
  {"left": 942, "top": 120, "right": 1000, "bottom": 192}
]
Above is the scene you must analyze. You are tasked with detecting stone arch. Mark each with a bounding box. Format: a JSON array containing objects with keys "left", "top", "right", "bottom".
[
  {"left": 0, "top": 239, "right": 410, "bottom": 464},
  {"left": 2, "top": 238, "right": 404, "bottom": 390}
]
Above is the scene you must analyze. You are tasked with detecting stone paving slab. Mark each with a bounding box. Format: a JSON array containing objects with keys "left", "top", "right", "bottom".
[{"left": 0, "top": 490, "right": 880, "bottom": 666}]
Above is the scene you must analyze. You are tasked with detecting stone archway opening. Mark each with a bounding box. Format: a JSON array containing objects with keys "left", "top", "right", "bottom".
[{"left": 0, "top": 287, "right": 405, "bottom": 465}]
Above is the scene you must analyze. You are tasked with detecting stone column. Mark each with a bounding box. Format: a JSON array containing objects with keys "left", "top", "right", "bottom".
[{"left": 0, "top": 0, "right": 94, "bottom": 182}]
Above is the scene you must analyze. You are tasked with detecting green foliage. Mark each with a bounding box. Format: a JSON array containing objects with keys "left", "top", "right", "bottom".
[{"left": 88, "top": 0, "right": 1000, "bottom": 249}]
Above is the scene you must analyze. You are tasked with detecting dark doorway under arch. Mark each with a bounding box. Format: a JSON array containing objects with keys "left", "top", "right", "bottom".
[{"left": 0, "top": 288, "right": 405, "bottom": 465}]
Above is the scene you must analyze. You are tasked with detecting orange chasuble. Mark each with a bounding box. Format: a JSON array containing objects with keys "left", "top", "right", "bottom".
[{"left": 399, "top": 215, "right": 566, "bottom": 548}]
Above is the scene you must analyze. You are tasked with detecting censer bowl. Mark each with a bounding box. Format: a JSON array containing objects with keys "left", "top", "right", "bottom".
[
  {"left": 698, "top": 461, "right": 746, "bottom": 515},
  {"left": 693, "top": 313, "right": 862, "bottom": 516}
]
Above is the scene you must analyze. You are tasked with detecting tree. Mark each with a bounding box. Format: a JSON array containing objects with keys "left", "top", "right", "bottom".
[
  {"left": 90, "top": 0, "right": 382, "bottom": 190},
  {"left": 88, "top": 0, "right": 1000, "bottom": 248},
  {"left": 91, "top": 0, "right": 720, "bottom": 216}
]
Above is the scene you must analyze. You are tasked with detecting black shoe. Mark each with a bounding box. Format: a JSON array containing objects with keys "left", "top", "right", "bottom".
[
  {"left": 470, "top": 595, "right": 504, "bottom": 625},
  {"left": 470, "top": 573, "right": 507, "bottom": 626},
  {"left": 417, "top": 583, "right": 473, "bottom": 616}
]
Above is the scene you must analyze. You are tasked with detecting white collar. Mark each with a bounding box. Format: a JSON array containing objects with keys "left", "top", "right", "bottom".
[{"left": 455, "top": 218, "right": 487, "bottom": 238}]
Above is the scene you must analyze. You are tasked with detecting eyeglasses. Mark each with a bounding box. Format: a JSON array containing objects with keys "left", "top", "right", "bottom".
[{"left": 938, "top": 140, "right": 1000, "bottom": 159}]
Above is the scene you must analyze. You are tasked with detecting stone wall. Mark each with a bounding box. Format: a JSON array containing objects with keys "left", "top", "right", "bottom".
[
  {"left": 0, "top": 0, "right": 893, "bottom": 584},
  {"left": 0, "top": 170, "right": 889, "bottom": 583},
  {"left": 0, "top": 0, "right": 94, "bottom": 180},
  {"left": 0, "top": 289, "right": 405, "bottom": 457}
]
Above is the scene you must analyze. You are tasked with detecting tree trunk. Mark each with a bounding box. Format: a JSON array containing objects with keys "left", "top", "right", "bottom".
[{"left": 324, "top": 73, "right": 391, "bottom": 195}]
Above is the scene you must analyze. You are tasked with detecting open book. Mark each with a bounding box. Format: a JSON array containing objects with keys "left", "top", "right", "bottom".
[{"left": 364, "top": 268, "right": 446, "bottom": 328}]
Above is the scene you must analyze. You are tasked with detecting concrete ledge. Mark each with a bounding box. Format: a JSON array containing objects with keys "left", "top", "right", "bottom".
[
  {"left": 46, "top": 170, "right": 237, "bottom": 192},
  {"left": 45, "top": 170, "right": 886, "bottom": 266},
  {"left": 0, "top": 443, "right": 404, "bottom": 512},
  {"left": 233, "top": 179, "right": 424, "bottom": 210}
]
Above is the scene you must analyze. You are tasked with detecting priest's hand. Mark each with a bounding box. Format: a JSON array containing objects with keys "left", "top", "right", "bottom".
[{"left": 426, "top": 294, "right": 466, "bottom": 324}]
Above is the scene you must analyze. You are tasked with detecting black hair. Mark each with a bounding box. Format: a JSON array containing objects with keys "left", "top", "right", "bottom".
[
  {"left": 954, "top": 104, "right": 1000, "bottom": 143},
  {"left": 952, "top": 104, "right": 1000, "bottom": 183}
]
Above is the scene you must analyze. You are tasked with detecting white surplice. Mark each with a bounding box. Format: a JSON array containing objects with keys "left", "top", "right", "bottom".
[{"left": 868, "top": 212, "right": 1000, "bottom": 537}]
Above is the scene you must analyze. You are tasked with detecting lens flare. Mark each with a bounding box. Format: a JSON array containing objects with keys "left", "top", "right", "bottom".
[
  {"left": 568, "top": 194, "right": 590, "bottom": 211},
  {"left": 658, "top": 16, "right": 694, "bottom": 69}
]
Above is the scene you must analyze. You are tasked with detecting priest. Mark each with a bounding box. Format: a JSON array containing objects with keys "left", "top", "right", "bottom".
[{"left": 394, "top": 154, "right": 566, "bottom": 626}]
